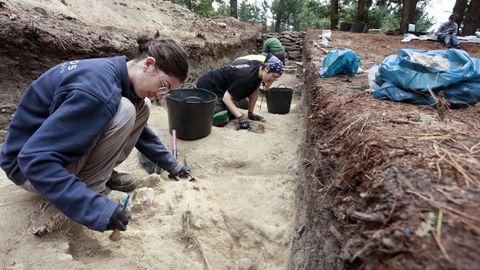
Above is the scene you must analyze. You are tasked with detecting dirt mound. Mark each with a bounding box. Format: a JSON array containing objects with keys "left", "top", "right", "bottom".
[
  {"left": 3, "top": 0, "right": 258, "bottom": 45},
  {"left": 292, "top": 30, "right": 480, "bottom": 269}
]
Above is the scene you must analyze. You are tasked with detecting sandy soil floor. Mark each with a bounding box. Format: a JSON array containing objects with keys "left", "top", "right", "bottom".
[{"left": 0, "top": 73, "right": 302, "bottom": 270}]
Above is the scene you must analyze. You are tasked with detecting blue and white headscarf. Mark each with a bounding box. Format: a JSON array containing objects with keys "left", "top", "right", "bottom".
[{"left": 264, "top": 53, "right": 284, "bottom": 74}]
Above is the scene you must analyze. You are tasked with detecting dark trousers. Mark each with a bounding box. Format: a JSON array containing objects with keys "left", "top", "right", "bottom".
[{"left": 438, "top": 34, "right": 460, "bottom": 46}]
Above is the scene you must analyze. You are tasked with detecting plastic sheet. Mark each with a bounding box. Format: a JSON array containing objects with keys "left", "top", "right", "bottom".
[
  {"left": 367, "top": 65, "right": 380, "bottom": 92},
  {"left": 319, "top": 48, "right": 361, "bottom": 78},
  {"left": 377, "top": 48, "right": 480, "bottom": 91},
  {"left": 373, "top": 48, "right": 480, "bottom": 107}
]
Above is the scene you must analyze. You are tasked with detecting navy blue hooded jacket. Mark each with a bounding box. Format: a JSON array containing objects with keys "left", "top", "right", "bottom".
[{"left": 0, "top": 56, "right": 180, "bottom": 231}]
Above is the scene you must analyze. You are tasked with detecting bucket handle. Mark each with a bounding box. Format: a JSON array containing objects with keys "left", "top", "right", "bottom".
[
  {"left": 185, "top": 96, "right": 204, "bottom": 104},
  {"left": 273, "top": 83, "right": 288, "bottom": 89},
  {"left": 182, "top": 83, "right": 197, "bottom": 89}
]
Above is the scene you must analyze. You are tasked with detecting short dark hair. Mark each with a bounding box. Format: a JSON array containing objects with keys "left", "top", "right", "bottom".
[
  {"left": 136, "top": 35, "right": 189, "bottom": 82},
  {"left": 449, "top": 13, "right": 459, "bottom": 21}
]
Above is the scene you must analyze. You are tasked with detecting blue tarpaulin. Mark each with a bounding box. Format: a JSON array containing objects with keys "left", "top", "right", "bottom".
[
  {"left": 320, "top": 48, "right": 361, "bottom": 78},
  {"left": 373, "top": 48, "right": 480, "bottom": 107}
]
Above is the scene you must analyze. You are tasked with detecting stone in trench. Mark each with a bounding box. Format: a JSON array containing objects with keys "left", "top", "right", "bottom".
[
  {"left": 131, "top": 187, "right": 155, "bottom": 212},
  {"left": 136, "top": 174, "right": 163, "bottom": 188},
  {"left": 239, "top": 257, "right": 256, "bottom": 270},
  {"left": 288, "top": 51, "right": 302, "bottom": 60}
]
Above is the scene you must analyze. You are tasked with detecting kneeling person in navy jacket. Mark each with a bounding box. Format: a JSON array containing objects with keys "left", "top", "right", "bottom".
[{"left": 0, "top": 35, "right": 190, "bottom": 232}]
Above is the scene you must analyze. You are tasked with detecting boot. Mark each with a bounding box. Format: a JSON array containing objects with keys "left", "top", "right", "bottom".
[{"left": 107, "top": 170, "right": 137, "bottom": 192}]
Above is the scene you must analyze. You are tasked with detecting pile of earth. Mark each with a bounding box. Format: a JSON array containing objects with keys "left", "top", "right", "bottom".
[{"left": 292, "top": 30, "right": 480, "bottom": 269}]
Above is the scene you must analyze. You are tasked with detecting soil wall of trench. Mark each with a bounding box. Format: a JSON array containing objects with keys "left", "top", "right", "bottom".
[{"left": 290, "top": 30, "right": 480, "bottom": 270}]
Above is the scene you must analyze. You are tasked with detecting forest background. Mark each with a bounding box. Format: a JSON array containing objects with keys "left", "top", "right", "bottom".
[{"left": 169, "top": 0, "right": 480, "bottom": 35}]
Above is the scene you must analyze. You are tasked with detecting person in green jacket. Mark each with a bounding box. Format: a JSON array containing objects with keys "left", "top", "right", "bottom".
[{"left": 262, "top": 37, "right": 286, "bottom": 64}]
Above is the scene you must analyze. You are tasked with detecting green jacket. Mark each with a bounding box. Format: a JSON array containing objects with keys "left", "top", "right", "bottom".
[{"left": 261, "top": 38, "right": 285, "bottom": 54}]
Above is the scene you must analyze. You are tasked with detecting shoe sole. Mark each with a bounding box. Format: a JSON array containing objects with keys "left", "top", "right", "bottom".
[{"left": 107, "top": 181, "right": 137, "bottom": 192}]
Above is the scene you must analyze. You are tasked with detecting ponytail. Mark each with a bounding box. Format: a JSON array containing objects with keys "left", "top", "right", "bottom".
[{"left": 135, "top": 31, "right": 189, "bottom": 82}]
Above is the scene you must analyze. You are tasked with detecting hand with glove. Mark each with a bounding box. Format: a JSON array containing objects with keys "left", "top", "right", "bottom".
[
  {"left": 248, "top": 111, "right": 265, "bottom": 122},
  {"left": 237, "top": 115, "right": 251, "bottom": 130},
  {"left": 168, "top": 164, "right": 191, "bottom": 180},
  {"left": 106, "top": 204, "right": 132, "bottom": 231}
]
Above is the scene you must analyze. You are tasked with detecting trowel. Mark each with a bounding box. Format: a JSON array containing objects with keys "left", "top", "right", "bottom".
[{"left": 169, "top": 129, "right": 195, "bottom": 181}]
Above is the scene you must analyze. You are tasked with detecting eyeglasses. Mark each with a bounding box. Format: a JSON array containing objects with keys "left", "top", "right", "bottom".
[{"left": 158, "top": 77, "right": 173, "bottom": 91}]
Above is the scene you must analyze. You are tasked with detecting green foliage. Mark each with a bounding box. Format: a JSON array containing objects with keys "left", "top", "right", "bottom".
[
  {"left": 379, "top": 12, "right": 401, "bottom": 32},
  {"left": 168, "top": 0, "right": 228, "bottom": 17},
  {"left": 414, "top": 1, "right": 435, "bottom": 32},
  {"left": 338, "top": 0, "right": 356, "bottom": 23},
  {"left": 374, "top": 0, "right": 434, "bottom": 32},
  {"left": 239, "top": 0, "right": 264, "bottom": 23},
  {"left": 291, "top": 0, "right": 330, "bottom": 31},
  {"left": 368, "top": 5, "right": 394, "bottom": 30},
  {"left": 271, "top": 0, "right": 304, "bottom": 31},
  {"left": 414, "top": 12, "right": 434, "bottom": 32},
  {"left": 313, "top": 17, "right": 331, "bottom": 29},
  {"left": 167, "top": 0, "right": 435, "bottom": 32},
  {"left": 214, "top": 0, "right": 231, "bottom": 16}
]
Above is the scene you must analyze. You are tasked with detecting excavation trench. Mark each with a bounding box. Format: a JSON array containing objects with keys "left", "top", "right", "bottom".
[
  {"left": 0, "top": 58, "right": 303, "bottom": 269},
  {"left": 2, "top": 2, "right": 479, "bottom": 269},
  {"left": 0, "top": 2, "right": 303, "bottom": 268},
  {"left": 291, "top": 30, "right": 480, "bottom": 270}
]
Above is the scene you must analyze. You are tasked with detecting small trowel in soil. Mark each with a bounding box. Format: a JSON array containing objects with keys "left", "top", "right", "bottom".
[
  {"left": 168, "top": 129, "right": 195, "bottom": 181},
  {"left": 109, "top": 194, "right": 130, "bottom": 242},
  {"left": 183, "top": 156, "right": 196, "bottom": 181}
]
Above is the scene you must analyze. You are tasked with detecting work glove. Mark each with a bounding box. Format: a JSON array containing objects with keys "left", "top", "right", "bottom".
[
  {"left": 168, "top": 164, "right": 191, "bottom": 180},
  {"left": 106, "top": 204, "right": 132, "bottom": 231},
  {"left": 248, "top": 112, "right": 265, "bottom": 122},
  {"left": 237, "top": 115, "right": 251, "bottom": 130}
]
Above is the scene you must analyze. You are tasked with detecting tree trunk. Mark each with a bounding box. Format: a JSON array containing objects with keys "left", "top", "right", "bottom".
[
  {"left": 356, "top": 0, "right": 366, "bottom": 22},
  {"left": 400, "top": 0, "right": 418, "bottom": 34},
  {"left": 331, "top": 0, "right": 339, "bottom": 30},
  {"left": 452, "top": 0, "right": 469, "bottom": 29},
  {"left": 274, "top": 14, "right": 282, "bottom": 32},
  {"left": 462, "top": 0, "right": 480, "bottom": 35},
  {"left": 273, "top": 0, "right": 285, "bottom": 32},
  {"left": 230, "top": 0, "right": 238, "bottom": 18}
]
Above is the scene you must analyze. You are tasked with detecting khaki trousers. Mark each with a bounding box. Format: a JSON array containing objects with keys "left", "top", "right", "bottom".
[{"left": 21, "top": 97, "right": 151, "bottom": 193}]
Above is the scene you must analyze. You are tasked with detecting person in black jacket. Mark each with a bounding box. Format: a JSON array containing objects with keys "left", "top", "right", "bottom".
[{"left": 196, "top": 53, "right": 284, "bottom": 129}]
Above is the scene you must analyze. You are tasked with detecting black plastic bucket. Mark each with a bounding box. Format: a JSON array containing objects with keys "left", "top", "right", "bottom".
[
  {"left": 166, "top": 88, "right": 217, "bottom": 140},
  {"left": 264, "top": 85, "right": 293, "bottom": 114},
  {"left": 340, "top": 22, "right": 352, "bottom": 31},
  {"left": 351, "top": 22, "right": 366, "bottom": 33}
]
